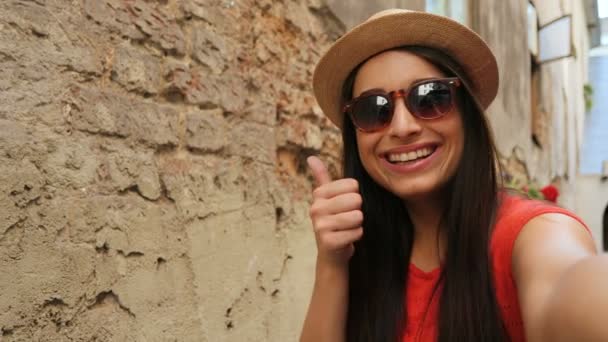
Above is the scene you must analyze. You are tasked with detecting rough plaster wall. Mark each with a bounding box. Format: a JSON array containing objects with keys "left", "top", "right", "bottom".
[
  {"left": 0, "top": 0, "right": 344, "bottom": 340},
  {"left": 473, "top": 0, "right": 530, "bottom": 160},
  {"left": 564, "top": 0, "right": 590, "bottom": 188},
  {"left": 575, "top": 175, "right": 608, "bottom": 252},
  {"left": 325, "top": 0, "right": 424, "bottom": 29},
  {"left": 530, "top": 0, "right": 589, "bottom": 194},
  {"left": 475, "top": 0, "right": 590, "bottom": 203}
]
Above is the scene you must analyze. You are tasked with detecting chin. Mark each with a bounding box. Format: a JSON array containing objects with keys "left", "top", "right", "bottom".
[
  {"left": 386, "top": 181, "right": 434, "bottom": 200},
  {"left": 383, "top": 175, "right": 451, "bottom": 201}
]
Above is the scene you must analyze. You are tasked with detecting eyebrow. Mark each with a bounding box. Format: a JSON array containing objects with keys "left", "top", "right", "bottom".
[{"left": 356, "top": 77, "right": 443, "bottom": 97}]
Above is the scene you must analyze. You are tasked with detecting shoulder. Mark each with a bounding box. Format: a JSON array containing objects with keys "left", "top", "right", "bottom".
[
  {"left": 512, "top": 209, "right": 596, "bottom": 286},
  {"left": 492, "top": 192, "right": 592, "bottom": 246},
  {"left": 490, "top": 192, "right": 595, "bottom": 278}
]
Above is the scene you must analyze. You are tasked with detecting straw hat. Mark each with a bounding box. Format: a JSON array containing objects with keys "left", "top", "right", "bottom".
[{"left": 313, "top": 9, "right": 499, "bottom": 128}]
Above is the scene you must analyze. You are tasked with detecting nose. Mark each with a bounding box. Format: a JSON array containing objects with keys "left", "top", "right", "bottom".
[{"left": 386, "top": 97, "right": 423, "bottom": 138}]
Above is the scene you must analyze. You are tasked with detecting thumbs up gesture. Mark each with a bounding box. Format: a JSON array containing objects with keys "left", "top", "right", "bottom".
[{"left": 307, "top": 156, "right": 364, "bottom": 268}]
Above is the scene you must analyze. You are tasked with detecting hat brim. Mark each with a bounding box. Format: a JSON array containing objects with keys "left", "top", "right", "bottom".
[{"left": 313, "top": 10, "right": 499, "bottom": 128}]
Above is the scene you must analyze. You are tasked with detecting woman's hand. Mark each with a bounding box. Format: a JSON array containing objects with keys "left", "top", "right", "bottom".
[{"left": 307, "top": 156, "right": 364, "bottom": 269}]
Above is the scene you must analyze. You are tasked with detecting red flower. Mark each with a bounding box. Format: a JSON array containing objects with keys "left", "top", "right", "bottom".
[{"left": 540, "top": 185, "right": 559, "bottom": 203}]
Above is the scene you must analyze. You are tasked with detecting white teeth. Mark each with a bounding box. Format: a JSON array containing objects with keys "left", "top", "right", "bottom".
[{"left": 387, "top": 147, "right": 434, "bottom": 163}]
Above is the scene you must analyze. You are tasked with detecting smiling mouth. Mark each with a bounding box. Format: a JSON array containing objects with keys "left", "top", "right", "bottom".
[{"left": 384, "top": 146, "right": 437, "bottom": 164}]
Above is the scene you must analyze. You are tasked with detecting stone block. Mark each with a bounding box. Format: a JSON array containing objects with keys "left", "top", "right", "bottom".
[
  {"left": 0, "top": 1, "right": 103, "bottom": 77},
  {"left": 161, "top": 155, "right": 246, "bottom": 220},
  {"left": 162, "top": 63, "right": 248, "bottom": 113},
  {"left": 112, "top": 42, "right": 162, "bottom": 95},
  {"left": 66, "top": 86, "right": 179, "bottom": 148},
  {"left": 94, "top": 144, "right": 162, "bottom": 201},
  {"left": 182, "top": 0, "right": 239, "bottom": 32},
  {"left": 136, "top": 166, "right": 162, "bottom": 201},
  {"left": 228, "top": 120, "right": 276, "bottom": 164},
  {"left": 185, "top": 108, "right": 228, "bottom": 152},
  {"left": 0, "top": 157, "right": 43, "bottom": 236},
  {"left": 84, "top": 0, "right": 186, "bottom": 56},
  {"left": 43, "top": 133, "right": 100, "bottom": 190},
  {"left": 285, "top": 0, "right": 314, "bottom": 33},
  {"left": 192, "top": 25, "right": 232, "bottom": 73},
  {"left": 277, "top": 118, "right": 323, "bottom": 151}
]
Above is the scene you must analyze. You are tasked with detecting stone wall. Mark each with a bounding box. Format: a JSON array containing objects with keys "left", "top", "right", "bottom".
[
  {"left": 0, "top": 0, "right": 344, "bottom": 340},
  {"left": 325, "top": 0, "right": 424, "bottom": 29}
]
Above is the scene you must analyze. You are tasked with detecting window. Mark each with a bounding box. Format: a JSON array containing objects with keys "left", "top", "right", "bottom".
[{"left": 425, "top": 0, "right": 468, "bottom": 25}]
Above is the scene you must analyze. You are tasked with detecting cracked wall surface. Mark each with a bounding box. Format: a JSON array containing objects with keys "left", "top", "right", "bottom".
[{"left": 0, "top": 0, "right": 344, "bottom": 341}]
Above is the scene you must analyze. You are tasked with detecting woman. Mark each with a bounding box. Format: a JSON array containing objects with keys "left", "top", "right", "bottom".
[{"left": 300, "top": 9, "right": 608, "bottom": 342}]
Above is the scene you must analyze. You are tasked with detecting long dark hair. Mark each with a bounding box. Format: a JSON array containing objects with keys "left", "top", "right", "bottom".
[{"left": 342, "top": 46, "right": 508, "bottom": 341}]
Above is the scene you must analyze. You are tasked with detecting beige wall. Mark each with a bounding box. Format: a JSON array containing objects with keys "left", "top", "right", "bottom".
[
  {"left": 602, "top": 17, "right": 608, "bottom": 44},
  {"left": 575, "top": 176, "right": 608, "bottom": 252},
  {"left": 532, "top": 0, "right": 590, "bottom": 211},
  {"left": 472, "top": 0, "right": 531, "bottom": 161},
  {"left": 472, "top": 0, "right": 590, "bottom": 210},
  {"left": 326, "top": 0, "right": 425, "bottom": 29},
  {"left": 0, "top": 0, "right": 343, "bottom": 340}
]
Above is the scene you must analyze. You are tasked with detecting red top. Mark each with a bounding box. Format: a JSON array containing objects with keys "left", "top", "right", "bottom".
[{"left": 402, "top": 193, "right": 590, "bottom": 341}]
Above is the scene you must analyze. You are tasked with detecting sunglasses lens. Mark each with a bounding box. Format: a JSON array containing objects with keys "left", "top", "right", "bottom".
[
  {"left": 410, "top": 81, "right": 453, "bottom": 119},
  {"left": 350, "top": 95, "right": 392, "bottom": 131}
]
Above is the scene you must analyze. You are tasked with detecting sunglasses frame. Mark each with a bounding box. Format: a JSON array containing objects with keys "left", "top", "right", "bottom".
[{"left": 343, "top": 77, "right": 462, "bottom": 132}]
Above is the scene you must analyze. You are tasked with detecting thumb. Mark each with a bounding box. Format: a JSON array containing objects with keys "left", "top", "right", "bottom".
[{"left": 307, "top": 155, "right": 332, "bottom": 186}]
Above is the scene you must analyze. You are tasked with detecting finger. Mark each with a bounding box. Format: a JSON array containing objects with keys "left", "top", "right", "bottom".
[
  {"left": 322, "top": 227, "right": 364, "bottom": 250},
  {"left": 310, "top": 193, "right": 362, "bottom": 216},
  {"left": 307, "top": 155, "right": 332, "bottom": 186},
  {"left": 315, "top": 210, "right": 363, "bottom": 233},
  {"left": 312, "top": 178, "right": 359, "bottom": 199}
]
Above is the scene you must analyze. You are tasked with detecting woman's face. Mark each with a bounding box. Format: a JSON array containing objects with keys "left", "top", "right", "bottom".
[{"left": 352, "top": 49, "right": 464, "bottom": 201}]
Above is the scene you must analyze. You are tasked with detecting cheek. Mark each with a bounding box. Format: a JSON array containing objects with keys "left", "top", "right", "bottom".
[
  {"left": 356, "top": 134, "right": 369, "bottom": 165},
  {"left": 443, "top": 120, "right": 465, "bottom": 171},
  {"left": 355, "top": 132, "right": 380, "bottom": 174}
]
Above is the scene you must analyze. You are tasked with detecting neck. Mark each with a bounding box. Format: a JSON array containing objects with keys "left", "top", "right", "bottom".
[{"left": 404, "top": 193, "right": 447, "bottom": 270}]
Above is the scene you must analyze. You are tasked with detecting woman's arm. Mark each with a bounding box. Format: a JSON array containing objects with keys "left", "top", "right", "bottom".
[
  {"left": 541, "top": 254, "right": 608, "bottom": 341},
  {"left": 512, "top": 213, "right": 604, "bottom": 341},
  {"left": 300, "top": 156, "right": 364, "bottom": 342},
  {"left": 300, "top": 261, "right": 350, "bottom": 342}
]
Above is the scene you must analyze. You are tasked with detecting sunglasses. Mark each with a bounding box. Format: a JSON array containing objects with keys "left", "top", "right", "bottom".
[{"left": 343, "top": 77, "right": 462, "bottom": 132}]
